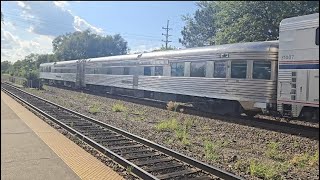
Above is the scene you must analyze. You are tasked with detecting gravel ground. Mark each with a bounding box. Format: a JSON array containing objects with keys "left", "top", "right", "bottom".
[
  {"left": 25, "top": 86, "right": 319, "bottom": 180},
  {"left": 15, "top": 97, "right": 138, "bottom": 180}
]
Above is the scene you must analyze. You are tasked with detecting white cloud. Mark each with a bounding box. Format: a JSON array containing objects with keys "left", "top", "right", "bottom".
[
  {"left": 17, "top": 1, "right": 104, "bottom": 37},
  {"left": 2, "top": 1, "right": 105, "bottom": 63},
  {"left": 2, "top": 21, "right": 17, "bottom": 31},
  {"left": 1, "top": 28, "right": 53, "bottom": 62},
  {"left": 1, "top": 30, "right": 20, "bottom": 49},
  {"left": 53, "top": 1, "right": 69, "bottom": 9},
  {"left": 17, "top": 1, "right": 31, "bottom": 9},
  {"left": 73, "top": 16, "right": 104, "bottom": 34}
]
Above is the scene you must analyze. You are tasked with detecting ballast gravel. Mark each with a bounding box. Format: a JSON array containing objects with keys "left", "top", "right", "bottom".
[{"left": 24, "top": 86, "right": 319, "bottom": 180}]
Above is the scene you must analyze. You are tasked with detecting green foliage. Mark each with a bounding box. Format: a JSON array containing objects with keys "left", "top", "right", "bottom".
[
  {"left": 265, "top": 141, "right": 286, "bottom": 161},
  {"left": 175, "top": 124, "right": 190, "bottom": 145},
  {"left": 156, "top": 118, "right": 179, "bottom": 131},
  {"left": 88, "top": 103, "right": 101, "bottom": 115},
  {"left": 309, "top": 151, "right": 319, "bottom": 167},
  {"left": 152, "top": 45, "right": 176, "bottom": 52},
  {"left": 126, "top": 166, "right": 133, "bottom": 174},
  {"left": 203, "top": 140, "right": 229, "bottom": 161},
  {"left": 249, "top": 160, "right": 290, "bottom": 180},
  {"left": 156, "top": 117, "right": 194, "bottom": 145},
  {"left": 112, "top": 102, "right": 126, "bottom": 112},
  {"left": 1, "top": 61, "right": 12, "bottom": 74},
  {"left": 203, "top": 140, "right": 219, "bottom": 161},
  {"left": 180, "top": 1, "right": 319, "bottom": 47},
  {"left": 291, "top": 152, "right": 319, "bottom": 168},
  {"left": 179, "top": 1, "right": 218, "bottom": 47},
  {"left": 52, "top": 30, "right": 128, "bottom": 61}
]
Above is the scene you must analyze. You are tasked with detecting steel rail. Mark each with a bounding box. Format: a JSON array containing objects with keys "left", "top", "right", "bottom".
[{"left": 1, "top": 82, "right": 243, "bottom": 180}]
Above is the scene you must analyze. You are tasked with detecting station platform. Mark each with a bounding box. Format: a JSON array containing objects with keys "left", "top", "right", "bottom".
[{"left": 1, "top": 91, "right": 124, "bottom": 180}]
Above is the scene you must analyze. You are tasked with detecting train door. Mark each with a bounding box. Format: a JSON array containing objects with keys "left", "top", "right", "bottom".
[
  {"left": 307, "top": 71, "right": 319, "bottom": 104},
  {"left": 75, "top": 60, "right": 85, "bottom": 88}
]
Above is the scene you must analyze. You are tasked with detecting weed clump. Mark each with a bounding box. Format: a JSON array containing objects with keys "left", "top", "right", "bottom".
[
  {"left": 112, "top": 102, "right": 126, "bottom": 112},
  {"left": 88, "top": 103, "right": 100, "bottom": 115}
]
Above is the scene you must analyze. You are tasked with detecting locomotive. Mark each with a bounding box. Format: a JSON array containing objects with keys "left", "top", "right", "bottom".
[{"left": 39, "top": 13, "right": 319, "bottom": 120}]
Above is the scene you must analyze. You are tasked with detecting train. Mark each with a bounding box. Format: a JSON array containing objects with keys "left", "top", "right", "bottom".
[{"left": 39, "top": 13, "right": 319, "bottom": 120}]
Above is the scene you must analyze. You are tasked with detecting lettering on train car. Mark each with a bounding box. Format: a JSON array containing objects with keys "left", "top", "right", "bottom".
[{"left": 281, "top": 54, "right": 294, "bottom": 60}]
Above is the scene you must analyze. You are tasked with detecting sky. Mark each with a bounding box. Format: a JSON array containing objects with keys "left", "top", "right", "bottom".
[{"left": 1, "top": 1, "right": 198, "bottom": 63}]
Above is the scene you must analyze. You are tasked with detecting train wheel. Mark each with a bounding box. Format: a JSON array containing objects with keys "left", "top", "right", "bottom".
[{"left": 245, "top": 111, "right": 257, "bottom": 118}]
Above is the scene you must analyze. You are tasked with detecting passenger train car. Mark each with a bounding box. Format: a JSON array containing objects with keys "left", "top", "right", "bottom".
[{"left": 40, "top": 13, "right": 319, "bottom": 120}]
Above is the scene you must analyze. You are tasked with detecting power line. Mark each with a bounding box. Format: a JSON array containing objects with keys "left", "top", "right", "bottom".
[{"left": 161, "top": 20, "right": 172, "bottom": 49}]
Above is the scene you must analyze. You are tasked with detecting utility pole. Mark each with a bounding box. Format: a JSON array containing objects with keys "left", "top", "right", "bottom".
[{"left": 162, "top": 20, "right": 172, "bottom": 49}]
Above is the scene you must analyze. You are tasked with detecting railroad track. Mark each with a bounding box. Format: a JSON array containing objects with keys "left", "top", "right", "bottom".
[
  {"left": 38, "top": 83, "right": 319, "bottom": 140},
  {"left": 1, "top": 82, "right": 243, "bottom": 180}
]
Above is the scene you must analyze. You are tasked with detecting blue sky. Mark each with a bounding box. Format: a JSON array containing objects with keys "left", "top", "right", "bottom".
[{"left": 1, "top": 1, "right": 198, "bottom": 62}]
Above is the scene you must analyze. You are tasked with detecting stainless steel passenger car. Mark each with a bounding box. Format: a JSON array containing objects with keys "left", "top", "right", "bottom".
[
  {"left": 39, "top": 60, "right": 79, "bottom": 87},
  {"left": 41, "top": 41, "right": 279, "bottom": 115}
]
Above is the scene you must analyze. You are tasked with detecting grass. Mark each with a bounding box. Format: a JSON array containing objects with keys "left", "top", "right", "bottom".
[
  {"left": 126, "top": 166, "right": 133, "bottom": 174},
  {"left": 88, "top": 103, "right": 101, "bottom": 115},
  {"left": 265, "top": 141, "right": 287, "bottom": 161},
  {"left": 155, "top": 117, "right": 194, "bottom": 145},
  {"left": 112, "top": 102, "right": 126, "bottom": 112},
  {"left": 290, "top": 151, "right": 319, "bottom": 168},
  {"left": 249, "top": 160, "right": 290, "bottom": 180},
  {"left": 175, "top": 125, "right": 190, "bottom": 145},
  {"left": 203, "top": 140, "right": 229, "bottom": 161},
  {"left": 155, "top": 118, "right": 179, "bottom": 131}
]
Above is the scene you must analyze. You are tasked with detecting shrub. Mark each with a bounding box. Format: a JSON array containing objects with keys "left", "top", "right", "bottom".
[
  {"left": 112, "top": 102, "right": 126, "bottom": 112},
  {"left": 249, "top": 160, "right": 290, "bottom": 180},
  {"left": 156, "top": 118, "right": 178, "bottom": 131},
  {"left": 89, "top": 103, "right": 100, "bottom": 115},
  {"left": 167, "top": 101, "right": 179, "bottom": 111},
  {"left": 265, "top": 141, "right": 286, "bottom": 161}
]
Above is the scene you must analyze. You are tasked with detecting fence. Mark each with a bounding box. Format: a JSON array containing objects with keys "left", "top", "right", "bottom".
[{"left": 1, "top": 74, "right": 42, "bottom": 89}]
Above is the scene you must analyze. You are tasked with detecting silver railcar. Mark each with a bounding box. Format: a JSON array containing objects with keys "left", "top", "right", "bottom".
[
  {"left": 41, "top": 41, "right": 279, "bottom": 115},
  {"left": 39, "top": 60, "right": 79, "bottom": 86}
]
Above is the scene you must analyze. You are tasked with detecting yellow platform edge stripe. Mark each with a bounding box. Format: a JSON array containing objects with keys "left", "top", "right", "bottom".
[{"left": 1, "top": 91, "right": 124, "bottom": 180}]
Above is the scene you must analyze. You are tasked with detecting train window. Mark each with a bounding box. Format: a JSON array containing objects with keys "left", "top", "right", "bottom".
[
  {"left": 171, "top": 62, "right": 184, "bottom": 77},
  {"left": 48, "top": 67, "right": 51, "bottom": 72},
  {"left": 124, "top": 67, "right": 130, "bottom": 75},
  {"left": 190, "top": 62, "right": 206, "bottom": 77},
  {"left": 316, "top": 27, "right": 319, "bottom": 46},
  {"left": 155, "top": 66, "right": 163, "bottom": 76},
  {"left": 85, "top": 68, "right": 93, "bottom": 74},
  {"left": 111, "top": 67, "right": 123, "bottom": 75},
  {"left": 106, "top": 68, "right": 112, "bottom": 74},
  {"left": 144, "top": 67, "right": 151, "bottom": 76},
  {"left": 213, "top": 61, "right": 227, "bottom": 78},
  {"left": 231, "top": 61, "right": 247, "bottom": 79},
  {"left": 253, "top": 61, "right": 271, "bottom": 80}
]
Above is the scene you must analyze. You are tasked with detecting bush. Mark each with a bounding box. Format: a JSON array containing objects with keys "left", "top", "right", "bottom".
[
  {"left": 112, "top": 102, "right": 126, "bottom": 112},
  {"left": 89, "top": 103, "right": 101, "bottom": 115}
]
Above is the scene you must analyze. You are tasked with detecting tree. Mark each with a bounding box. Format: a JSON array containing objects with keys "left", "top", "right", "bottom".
[
  {"left": 180, "top": 1, "right": 319, "bottom": 47},
  {"left": 179, "top": 1, "right": 218, "bottom": 48},
  {"left": 52, "top": 29, "right": 128, "bottom": 61},
  {"left": 214, "top": 1, "right": 319, "bottom": 44},
  {"left": 152, "top": 45, "right": 176, "bottom": 52},
  {"left": 1, "top": 61, "right": 12, "bottom": 74}
]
